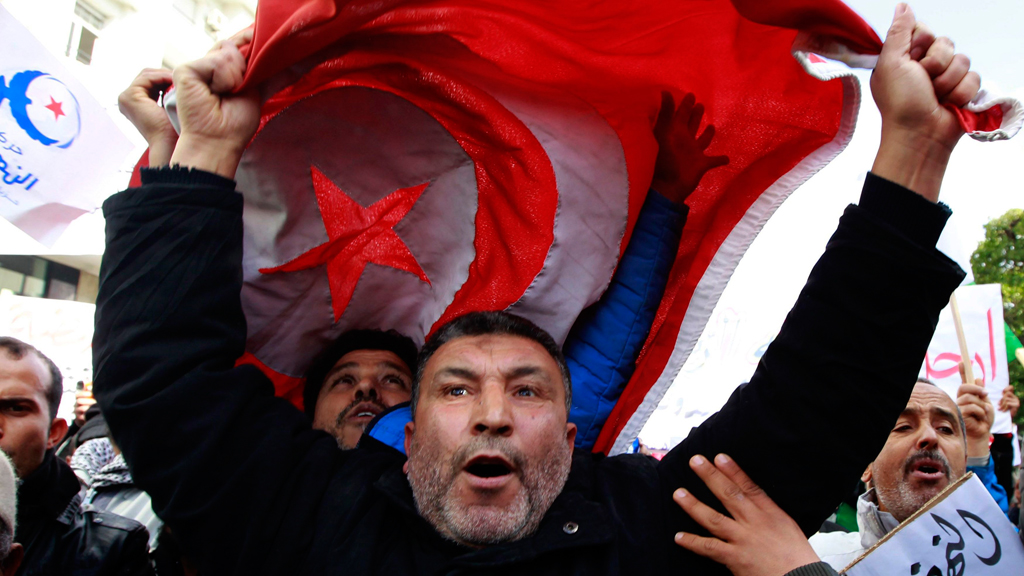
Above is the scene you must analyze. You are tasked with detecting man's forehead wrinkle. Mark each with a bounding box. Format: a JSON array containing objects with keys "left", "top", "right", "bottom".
[{"left": 432, "top": 366, "right": 480, "bottom": 383}]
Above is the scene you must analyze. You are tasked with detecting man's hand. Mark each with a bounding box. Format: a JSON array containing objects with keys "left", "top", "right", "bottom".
[
  {"left": 651, "top": 91, "right": 729, "bottom": 205},
  {"left": 870, "top": 3, "right": 980, "bottom": 202},
  {"left": 957, "top": 362, "right": 994, "bottom": 458},
  {"left": 169, "top": 28, "right": 260, "bottom": 179},
  {"left": 118, "top": 69, "right": 178, "bottom": 166},
  {"left": 73, "top": 388, "right": 96, "bottom": 427},
  {"left": 999, "top": 385, "right": 1020, "bottom": 418},
  {"left": 673, "top": 454, "right": 821, "bottom": 576}
]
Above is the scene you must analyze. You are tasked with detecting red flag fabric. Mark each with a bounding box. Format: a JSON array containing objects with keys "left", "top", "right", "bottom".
[{"left": 209, "top": 0, "right": 877, "bottom": 452}]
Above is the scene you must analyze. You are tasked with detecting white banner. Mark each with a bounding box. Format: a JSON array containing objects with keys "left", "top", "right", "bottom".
[
  {"left": 0, "top": 292, "right": 95, "bottom": 421},
  {"left": 921, "top": 284, "right": 1012, "bottom": 434},
  {"left": 0, "top": 5, "right": 131, "bottom": 246},
  {"left": 844, "top": 473, "right": 1024, "bottom": 575}
]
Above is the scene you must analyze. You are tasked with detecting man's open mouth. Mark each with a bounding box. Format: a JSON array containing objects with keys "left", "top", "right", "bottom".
[
  {"left": 907, "top": 457, "right": 948, "bottom": 481},
  {"left": 347, "top": 402, "right": 383, "bottom": 421},
  {"left": 464, "top": 454, "right": 515, "bottom": 479}
]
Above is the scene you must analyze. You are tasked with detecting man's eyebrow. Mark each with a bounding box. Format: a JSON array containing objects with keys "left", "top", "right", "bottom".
[
  {"left": 503, "top": 365, "right": 549, "bottom": 382},
  {"left": 899, "top": 406, "right": 922, "bottom": 418},
  {"left": 325, "top": 362, "right": 359, "bottom": 380},
  {"left": 433, "top": 367, "right": 479, "bottom": 382},
  {"left": 930, "top": 406, "right": 959, "bottom": 425},
  {"left": 379, "top": 361, "right": 411, "bottom": 375},
  {"left": 0, "top": 396, "right": 38, "bottom": 406}
]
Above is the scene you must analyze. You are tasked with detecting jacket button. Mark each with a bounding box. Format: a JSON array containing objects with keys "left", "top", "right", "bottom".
[
  {"left": 94, "top": 516, "right": 103, "bottom": 524},
  {"left": 563, "top": 522, "right": 579, "bottom": 535}
]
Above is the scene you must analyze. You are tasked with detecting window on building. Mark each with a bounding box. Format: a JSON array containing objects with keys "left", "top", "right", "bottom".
[
  {"left": 0, "top": 256, "right": 80, "bottom": 301},
  {"left": 66, "top": 1, "right": 106, "bottom": 65}
]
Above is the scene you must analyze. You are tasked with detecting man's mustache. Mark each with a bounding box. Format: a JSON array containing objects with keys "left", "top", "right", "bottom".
[
  {"left": 903, "top": 449, "right": 952, "bottom": 479},
  {"left": 450, "top": 436, "right": 527, "bottom": 476}
]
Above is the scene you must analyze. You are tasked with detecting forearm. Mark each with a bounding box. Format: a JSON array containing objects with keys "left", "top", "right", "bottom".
[
  {"left": 871, "top": 126, "right": 953, "bottom": 203},
  {"left": 92, "top": 167, "right": 316, "bottom": 572}
]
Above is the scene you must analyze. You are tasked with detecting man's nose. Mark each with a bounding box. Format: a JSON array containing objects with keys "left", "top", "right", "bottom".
[
  {"left": 353, "top": 377, "right": 378, "bottom": 399},
  {"left": 472, "top": 382, "right": 513, "bottom": 437},
  {"left": 915, "top": 425, "right": 939, "bottom": 450}
]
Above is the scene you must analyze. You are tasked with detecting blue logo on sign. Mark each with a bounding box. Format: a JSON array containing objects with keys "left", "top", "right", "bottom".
[{"left": 0, "top": 70, "right": 82, "bottom": 148}]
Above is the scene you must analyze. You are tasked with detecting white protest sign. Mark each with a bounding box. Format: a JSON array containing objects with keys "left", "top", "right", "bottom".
[
  {"left": 0, "top": 292, "right": 95, "bottom": 421},
  {"left": 844, "top": 473, "right": 1024, "bottom": 575},
  {"left": 0, "top": 5, "right": 132, "bottom": 246},
  {"left": 921, "top": 284, "right": 1012, "bottom": 434}
]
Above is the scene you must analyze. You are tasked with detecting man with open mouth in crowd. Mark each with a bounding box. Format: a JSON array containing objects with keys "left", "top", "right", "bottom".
[{"left": 92, "top": 5, "right": 982, "bottom": 575}]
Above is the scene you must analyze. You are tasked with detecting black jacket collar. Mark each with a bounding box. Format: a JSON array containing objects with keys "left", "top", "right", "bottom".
[{"left": 16, "top": 452, "right": 82, "bottom": 539}]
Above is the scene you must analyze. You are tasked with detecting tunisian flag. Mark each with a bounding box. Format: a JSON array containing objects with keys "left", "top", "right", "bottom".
[{"left": 151, "top": 0, "right": 1015, "bottom": 455}]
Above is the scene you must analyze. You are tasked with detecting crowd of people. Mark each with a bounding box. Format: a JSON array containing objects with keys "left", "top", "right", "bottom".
[{"left": 0, "top": 3, "right": 1021, "bottom": 575}]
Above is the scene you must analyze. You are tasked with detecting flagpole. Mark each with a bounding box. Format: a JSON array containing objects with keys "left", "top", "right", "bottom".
[{"left": 949, "top": 293, "right": 975, "bottom": 384}]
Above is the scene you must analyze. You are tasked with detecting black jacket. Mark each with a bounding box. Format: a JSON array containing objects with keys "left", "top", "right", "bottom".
[
  {"left": 94, "top": 168, "right": 964, "bottom": 575},
  {"left": 15, "top": 453, "right": 153, "bottom": 576}
]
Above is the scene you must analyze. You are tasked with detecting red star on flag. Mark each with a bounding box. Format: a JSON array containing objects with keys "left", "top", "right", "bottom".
[
  {"left": 260, "top": 165, "right": 431, "bottom": 322},
  {"left": 44, "top": 96, "right": 65, "bottom": 120}
]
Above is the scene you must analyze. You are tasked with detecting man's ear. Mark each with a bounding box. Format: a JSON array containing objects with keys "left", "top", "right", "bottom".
[
  {"left": 403, "top": 421, "right": 415, "bottom": 474},
  {"left": 46, "top": 418, "right": 68, "bottom": 450},
  {"left": 861, "top": 463, "right": 874, "bottom": 486},
  {"left": 565, "top": 422, "right": 577, "bottom": 452},
  {"left": 1, "top": 542, "right": 23, "bottom": 575}
]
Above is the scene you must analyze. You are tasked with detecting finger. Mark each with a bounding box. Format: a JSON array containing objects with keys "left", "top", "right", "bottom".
[
  {"left": 919, "top": 36, "right": 955, "bottom": 79},
  {"left": 226, "top": 25, "right": 254, "bottom": 48},
  {"left": 880, "top": 3, "right": 916, "bottom": 62},
  {"left": 696, "top": 124, "right": 715, "bottom": 150},
  {"left": 707, "top": 154, "right": 730, "bottom": 169},
  {"left": 673, "top": 487, "right": 735, "bottom": 540},
  {"left": 909, "top": 22, "right": 935, "bottom": 61},
  {"left": 674, "top": 531, "right": 731, "bottom": 563},
  {"left": 933, "top": 53, "right": 970, "bottom": 100},
  {"left": 671, "top": 93, "right": 695, "bottom": 137},
  {"left": 210, "top": 43, "right": 247, "bottom": 93},
  {"left": 712, "top": 450, "right": 770, "bottom": 504},
  {"left": 687, "top": 103, "right": 704, "bottom": 135},
  {"left": 689, "top": 454, "right": 753, "bottom": 518},
  {"left": 957, "top": 383, "right": 988, "bottom": 399},
  {"left": 186, "top": 43, "right": 247, "bottom": 94},
  {"left": 960, "top": 403, "right": 986, "bottom": 423},
  {"left": 944, "top": 70, "right": 980, "bottom": 109},
  {"left": 654, "top": 91, "right": 675, "bottom": 138}
]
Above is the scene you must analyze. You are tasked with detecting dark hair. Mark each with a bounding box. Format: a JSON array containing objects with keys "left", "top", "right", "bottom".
[
  {"left": 412, "top": 311, "right": 572, "bottom": 415},
  {"left": 0, "top": 336, "right": 62, "bottom": 420},
  {"left": 303, "top": 330, "right": 418, "bottom": 416},
  {"left": 915, "top": 377, "right": 967, "bottom": 439}
]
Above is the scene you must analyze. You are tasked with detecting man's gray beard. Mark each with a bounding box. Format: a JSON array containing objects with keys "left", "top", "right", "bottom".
[
  {"left": 406, "top": 434, "right": 572, "bottom": 546},
  {"left": 875, "top": 449, "right": 956, "bottom": 523}
]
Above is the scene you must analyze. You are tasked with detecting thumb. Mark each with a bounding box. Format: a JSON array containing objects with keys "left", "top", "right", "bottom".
[{"left": 880, "top": 3, "right": 916, "bottom": 61}]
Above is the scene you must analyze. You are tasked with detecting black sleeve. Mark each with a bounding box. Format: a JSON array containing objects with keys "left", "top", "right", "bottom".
[
  {"left": 784, "top": 562, "right": 840, "bottom": 576},
  {"left": 92, "top": 168, "right": 346, "bottom": 575},
  {"left": 656, "top": 173, "right": 965, "bottom": 535}
]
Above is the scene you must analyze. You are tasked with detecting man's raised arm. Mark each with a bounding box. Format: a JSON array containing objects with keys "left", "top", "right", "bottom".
[
  {"left": 656, "top": 3, "right": 974, "bottom": 537},
  {"left": 94, "top": 32, "right": 345, "bottom": 575}
]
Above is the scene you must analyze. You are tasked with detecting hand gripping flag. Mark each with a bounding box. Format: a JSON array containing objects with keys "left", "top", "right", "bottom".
[{"left": 143, "top": 0, "right": 1021, "bottom": 455}]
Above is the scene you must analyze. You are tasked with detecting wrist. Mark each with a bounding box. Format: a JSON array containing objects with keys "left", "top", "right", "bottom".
[
  {"left": 966, "top": 436, "right": 990, "bottom": 459},
  {"left": 169, "top": 133, "right": 245, "bottom": 179},
  {"left": 871, "top": 125, "right": 954, "bottom": 203}
]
